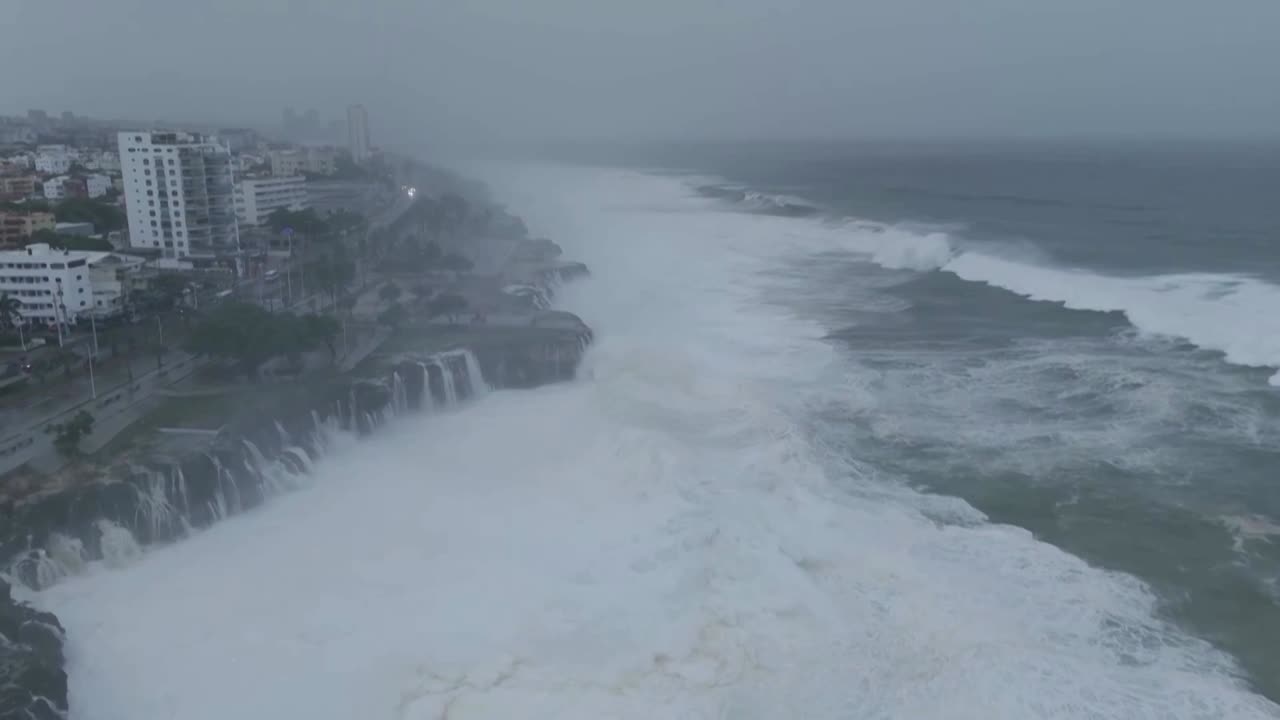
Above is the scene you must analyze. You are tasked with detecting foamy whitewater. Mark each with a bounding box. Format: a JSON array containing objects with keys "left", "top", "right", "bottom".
[
  {"left": 806, "top": 216, "right": 1280, "bottom": 386},
  {"left": 33, "top": 167, "right": 1280, "bottom": 719}
]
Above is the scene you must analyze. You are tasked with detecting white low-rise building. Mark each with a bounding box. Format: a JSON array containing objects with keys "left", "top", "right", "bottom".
[
  {"left": 34, "top": 146, "right": 74, "bottom": 175},
  {"left": 85, "top": 174, "right": 111, "bottom": 198},
  {"left": 87, "top": 252, "right": 147, "bottom": 317},
  {"left": 42, "top": 176, "right": 70, "bottom": 201},
  {"left": 268, "top": 149, "right": 306, "bottom": 178},
  {"left": 234, "top": 175, "right": 308, "bottom": 227},
  {"left": 0, "top": 243, "right": 96, "bottom": 326},
  {"left": 85, "top": 151, "right": 121, "bottom": 173}
]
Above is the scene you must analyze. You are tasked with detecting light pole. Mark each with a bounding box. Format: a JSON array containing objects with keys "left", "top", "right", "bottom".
[
  {"left": 283, "top": 227, "right": 294, "bottom": 305},
  {"left": 87, "top": 346, "right": 96, "bottom": 399},
  {"left": 54, "top": 294, "right": 64, "bottom": 348},
  {"left": 155, "top": 315, "right": 163, "bottom": 346}
]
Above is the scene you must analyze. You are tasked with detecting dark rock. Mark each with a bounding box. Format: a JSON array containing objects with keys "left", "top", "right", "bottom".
[{"left": 0, "top": 579, "right": 68, "bottom": 718}]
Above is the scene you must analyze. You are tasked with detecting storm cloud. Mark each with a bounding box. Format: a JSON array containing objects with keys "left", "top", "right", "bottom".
[{"left": 3, "top": 0, "right": 1278, "bottom": 145}]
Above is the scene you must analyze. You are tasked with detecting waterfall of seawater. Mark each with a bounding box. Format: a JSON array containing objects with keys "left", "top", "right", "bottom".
[
  {"left": 416, "top": 362, "right": 435, "bottom": 412},
  {"left": 391, "top": 371, "right": 408, "bottom": 415},
  {"left": 439, "top": 359, "right": 458, "bottom": 406},
  {"left": 9, "top": 346, "right": 500, "bottom": 594},
  {"left": 434, "top": 349, "right": 488, "bottom": 398}
]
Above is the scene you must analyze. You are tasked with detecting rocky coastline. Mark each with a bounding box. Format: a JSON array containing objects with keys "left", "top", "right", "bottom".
[{"left": 0, "top": 170, "right": 593, "bottom": 719}]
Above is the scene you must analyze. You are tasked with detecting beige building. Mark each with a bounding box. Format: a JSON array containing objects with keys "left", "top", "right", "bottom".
[
  {"left": 0, "top": 176, "right": 38, "bottom": 200},
  {"left": 0, "top": 210, "right": 55, "bottom": 248}
]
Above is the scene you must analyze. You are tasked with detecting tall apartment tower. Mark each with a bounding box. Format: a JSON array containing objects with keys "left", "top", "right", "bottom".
[
  {"left": 118, "top": 131, "right": 240, "bottom": 261},
  {"left": 347, "top": 104, "right": 371, "bottom": 164}
]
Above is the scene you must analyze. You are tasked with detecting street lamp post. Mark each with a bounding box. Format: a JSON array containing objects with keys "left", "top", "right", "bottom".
[{"left": 283, "top": 227, "right": 294, "bottom": 305}]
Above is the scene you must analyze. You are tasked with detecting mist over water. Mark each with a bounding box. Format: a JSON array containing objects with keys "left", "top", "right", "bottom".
[{"left": 34, "top": 166, "right": 1280, "bottom": 719}]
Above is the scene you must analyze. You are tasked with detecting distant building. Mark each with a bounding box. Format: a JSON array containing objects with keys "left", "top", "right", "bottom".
[
  {"left": 42, "top": 175, "right": 87, "bottom": 201},
  {"left": 268, "top": 146, "right": 339, "bottom": 177},
  {"left": 0, "top": 176, "right": 38, "bottom": 200},
  {"left": 268, "top": 149, "right": 306, "bottom": 178},
  {"left": 234, "top": 175, "right": 308, "bottom": 227},
  {"left": 0, "top": 243, "right": 95, "bottom": 325},
  {"left": 118, "top": 131, "right": 239, "bottom": 260},
  {"left": 85, "top": 150, "right": 121, "bottom": 173},
  {"left": 85, "top": 174, "right": 111, "bottom": 198},
  {"left": 347, "top": 104, "right": 370, "bottom": 164},
  {"left": 0, "top": 154, "right": 33, "bottom": 172},
  {"left": 0, "top": 125, "right": 36, "bottom": 145},
  {"left": 87, "top": 252, "right": 147, "bottom": 317},
  {"left": 0, "top": 210, "right": 55, "bottom": 248},
  {"left": 34, "top": 146, "right": 73, "bottom": 175},
  {"left": 217, "top": 128, "right": 261, "bottom": 153},
  {"left": 305, "top": 146, "right": 338, "bottom": 175}
]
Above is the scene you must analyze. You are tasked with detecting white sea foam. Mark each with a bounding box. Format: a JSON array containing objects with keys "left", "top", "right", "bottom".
[
  {"left": 34, "top": 167, "right": 1279, "bottom": 720},
  {"left": 688, "top": 174, "right": 1280, "bottom": 383},
  {"left": 945, "top": 253, "right": 1280, "bottom": 385}
]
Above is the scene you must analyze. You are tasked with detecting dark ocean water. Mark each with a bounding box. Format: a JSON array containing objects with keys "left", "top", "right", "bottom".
[{"left": 624, "top": 141, "right": 1280, "bottom": 701}]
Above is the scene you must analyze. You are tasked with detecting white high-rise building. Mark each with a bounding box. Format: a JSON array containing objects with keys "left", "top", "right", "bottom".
[
  {"left": 118, "top": 131, "right": 240, "bottom": 261},
  {"left": 234, "top": 176, "right": 309, "bottom": 227},
  {"left": 347, "top": 104, "right": 370, "bottom": 164}
]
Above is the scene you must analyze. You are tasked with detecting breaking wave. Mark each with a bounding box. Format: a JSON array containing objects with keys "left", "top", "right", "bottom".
[{"left": 695, "top": 178, "right": 1280, "bottom": 385}]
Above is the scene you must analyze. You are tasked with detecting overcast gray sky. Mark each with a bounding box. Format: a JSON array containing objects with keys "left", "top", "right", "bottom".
[{"left": 3, "top": 0, "right": 1279, "bottom": 145}]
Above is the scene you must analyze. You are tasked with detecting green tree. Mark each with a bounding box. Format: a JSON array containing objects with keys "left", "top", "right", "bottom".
[
  {"left": 266, "top": 208, "right": 329, "bottom": 237},
  {"left": 411, "top": 283, "right": 434, "bottom": 305},
  {"left": 46, "top": 410, "right": 94, "bottom": 457},
  {"left": 423, "top": 240, "right": 443, "bottom": 265},
  {"left": 53, "top": 197, "right": 126, "bottom": 233},
  {"left": 310, "top": 257, "right": 355, "bottom": 308},
  {"left": 186, "top": 302, "right": 342, "bottom": 379},
  {"left": 427, "top": 293, "right": 468, "bottom": 325},
  {"left": 301, "top": 313, "right": 341, "bottom": 363},
  {"left": 28, "top": 229, "right": 113, "bottom": 252},
  {"left": 438, "top": 252, "right": 474, "bottom": 273},
  {"left": 440, "top": 193, "right": 469, "bottom": 236},
  {"left": 327, "top": 209, "right": 365, "bottom": 235},
  {"left": 150, "top": 274, "right": 190, "bottom": 310},
  {"left": 377, "top": 303, "right": 406, "bottom": 329},
  {"left": 185, "top": 302, "right": 282, "bottom": 379},
  {"left": 378, "top": 282, "right": 402, "bottom": 305},
  {"left": 0, "top": 294, "right": 22, "bottom": 330}
]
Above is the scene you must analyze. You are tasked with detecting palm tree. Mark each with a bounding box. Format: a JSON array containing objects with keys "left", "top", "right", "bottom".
[
  {"left": 0, "top": 294, "right": 21, "bottom": 326},
  {"left": 0, "top": 294, "right": 24, "bottom": 349}
]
